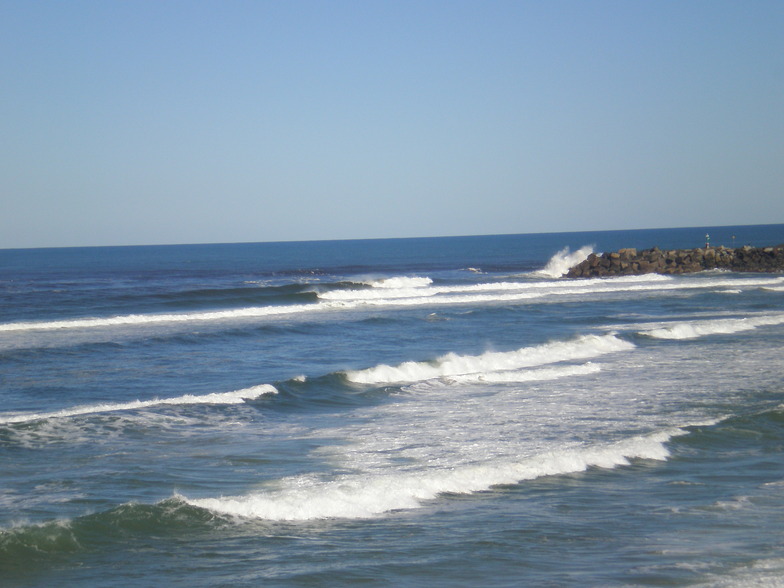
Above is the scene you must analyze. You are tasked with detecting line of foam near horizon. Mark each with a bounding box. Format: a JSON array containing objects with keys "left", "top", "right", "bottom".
[
  {"left": 318, "top": 272, "right": 674, "bottom": 301},
  {"left": 322, "top": 273, "right": 784, "bottom": 301},
  {"left": 0, "top": 384, "right": 277, "bottom": 425},
  {"left": 2, "top": 273, "right": 782, "bottom": 333}
]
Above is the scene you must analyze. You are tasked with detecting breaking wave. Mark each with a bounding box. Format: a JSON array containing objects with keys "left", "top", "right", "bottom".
[
  {"left": 0, "top": 384, "right": 277, "bottom": 425},
  {"left": 345, "top": 333, "right": 633, "bottom": 385},
  {"left": 443, "top": 362, "right": 602, "bottom": 385},
  {"left": 2, "top": 272, "right": 781, "bottom": 335},
  {"left": 365, "top": 276, "right": 433, "bottom": 289},
  {"left": 0, "top": 305, "right": 318, "bottom": 333},
  {"left": 638, "top": 313, "right": 784, "bottom": 340},
  {"left": 535, "top": 245, "right": 594, "bottom": 278},
  {"left": 181, "top": 428, "right": 686, "bottom": 521}
]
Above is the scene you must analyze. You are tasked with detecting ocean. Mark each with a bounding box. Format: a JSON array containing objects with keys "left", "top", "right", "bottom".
[{"left": 2, "top": 224, "right": 784, "bottom": 587}]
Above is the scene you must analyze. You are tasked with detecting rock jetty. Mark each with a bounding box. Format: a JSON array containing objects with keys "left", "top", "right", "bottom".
[{"left": 565, "top": 245, "right": 784, "bottom": 278}]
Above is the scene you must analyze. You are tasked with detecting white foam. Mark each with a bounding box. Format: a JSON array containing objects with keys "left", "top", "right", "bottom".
[
  {"left": 366, "top": 276, "right": 433, "bottom": 289},
  {"left": 694, "top": 557, "right": 784, "bottom": 587},
  {"left": 534, "top": 245, "right": 594, "bottom": 278},
  {"left": 0, "top": 384, "right": 277, "bottom": 425},
  {"left": 321, "top": 286, "right": 438, "bottom": 301},
  {"left": 446, "top": 362, "right": 602, "bottom": 384},
  {"left": 0, "top": 305, "right": 317, "bottom": 333},
  {"left": 639, "top": 313, "right": 784, "bottom": 340},
  {"left": 318, "top": 277, "right": 551, "bottom": 302},
  {"left": 322, "top": 273, "right": 781, "bottom": 307},
  {"left": 181, "top": 428, "right": 685, "bottom": 521},
  {"left": 345, "top": 333, "right": 633, "bottom": 385},
  {"left": 3, "top": 274, "right": 780, "bottom": 334}
]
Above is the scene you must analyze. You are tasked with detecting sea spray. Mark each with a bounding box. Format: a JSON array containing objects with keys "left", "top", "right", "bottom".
[{"left": 535, "top": 245, "right": 594, "bottom": 278}]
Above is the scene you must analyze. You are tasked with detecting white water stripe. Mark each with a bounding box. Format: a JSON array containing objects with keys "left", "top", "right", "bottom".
[
  {"left": 0, "top": 304, "right": 322, "bottom": 333},
  {"left": 322, "top": 274, "right": 784, "bottom": 303},
  {"left": 446, "top": 362, "right": 602, "bottom": 384},
  {"left": 181, "top": 428, "right": 687, "bottom": 521},
  {"left": 0, "top": 384, "right": 277, "bottom": 425},
  {"left": 638, "top": 313, "right": 784, "bottom": 340},
  {"left": 319, "top": 273, "right": 675, "bottom": 301},
  {"left": 2, "top": 274, "right": 781, "bottom": 333},
  {"left": 345, "top": 334, "right": 633, "bottom": 385},
  {"left": 365, "top": 276, "right": 433, "bottom": 289}
]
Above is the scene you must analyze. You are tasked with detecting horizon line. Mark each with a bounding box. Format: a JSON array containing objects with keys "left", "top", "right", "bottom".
[{"left": 2, "top": 222, "right": 782, "bottom": 252}]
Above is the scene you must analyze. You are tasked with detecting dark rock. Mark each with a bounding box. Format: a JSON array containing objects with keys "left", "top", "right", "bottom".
[{"left": 564, "top": 245, "right": 784, "bottom": 278}]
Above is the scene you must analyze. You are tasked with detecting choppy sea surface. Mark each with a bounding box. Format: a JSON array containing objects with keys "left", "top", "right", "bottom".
[{"left": 2, "top": 224, "right": 784, "bottom": 587}]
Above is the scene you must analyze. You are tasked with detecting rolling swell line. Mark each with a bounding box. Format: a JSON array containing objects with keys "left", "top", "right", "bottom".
[
  {"left": 0, "top": 384, "right": 277, "bottom": 425},
  {"left": 1, "top": 412, "right": 763, "bottom": 566},
  {"left": 0, "top": 498, "right": 217, "bottom": 569},
  {"left": 2, "top": 273, "right": 781, "bottom": 334},
  {"left": 0, "top": 304, "right": 319, "bottom": 332},
  {"left": 319, "top": 274, "right": 784, "bottom": 309},
  {"left": 180, "top": 427, "right": 691, "bottom": 521},
  {"left": 345, "top": 333, "right": 634, "bottom": 385},
  {"left": 441, "top": 362, "right": 602, "bottom": 385},
  {"left": 637, "top": 313, "right": 784, "bottom": 340}
]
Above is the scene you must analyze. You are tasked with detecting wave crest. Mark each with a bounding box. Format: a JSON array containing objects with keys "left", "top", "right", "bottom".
[
  {"left": 638, "top": 313, "right": 784, "bottom": 340},
  {"left": 0, "top": 384, "right": 277, "bottom": 425},
  {"left": 181, "top": 428, "right": 685, "bottom": 521},
  {"left": 345, "top": 333, "right": 633, "bottom": 385},
  {"left": 367, "top": 276, "right": 433, "bottom": 289}
]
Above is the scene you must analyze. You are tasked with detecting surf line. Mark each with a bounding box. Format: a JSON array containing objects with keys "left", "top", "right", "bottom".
[
  {"left": 0, "top": 303, "right": 320, "bottom": 333},
  {"left": 0, "top": 384, "right": 277, "bottom": 425},
  {"left": 179, "top": 426, "right": 695, "bottom": 521}
]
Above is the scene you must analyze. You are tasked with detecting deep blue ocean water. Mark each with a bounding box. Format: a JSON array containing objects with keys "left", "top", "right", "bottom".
[{"left": 2, "top": 224, "right": 784, "bottom": 587}]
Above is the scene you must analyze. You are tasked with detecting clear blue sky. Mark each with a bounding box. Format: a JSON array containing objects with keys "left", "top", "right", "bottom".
[{"left": 2, "top": 0, "right": 782, "bottom": 248}]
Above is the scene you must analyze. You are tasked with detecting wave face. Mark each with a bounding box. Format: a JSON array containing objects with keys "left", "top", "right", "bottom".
[{"left": 2, "top": 228, "right": 784, "bottom": 586}]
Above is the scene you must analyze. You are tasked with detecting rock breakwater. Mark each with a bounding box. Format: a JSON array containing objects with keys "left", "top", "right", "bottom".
[{"left": 565, "top": 245, "right": 784, "bottom": 278}]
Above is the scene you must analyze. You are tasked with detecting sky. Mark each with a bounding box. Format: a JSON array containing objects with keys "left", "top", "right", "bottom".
[{"left": 1, "top": 0, "right": 783, "bottom": 248}]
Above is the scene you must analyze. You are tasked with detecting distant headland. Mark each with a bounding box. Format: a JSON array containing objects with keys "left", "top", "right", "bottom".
[{"left": 565, "top": 245, "right": 784, "bottom": 278}]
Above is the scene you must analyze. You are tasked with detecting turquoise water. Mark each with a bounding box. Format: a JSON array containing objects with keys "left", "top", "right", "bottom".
[{"left": 2, "top": 225, "right": 784, "bottom": 587}]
